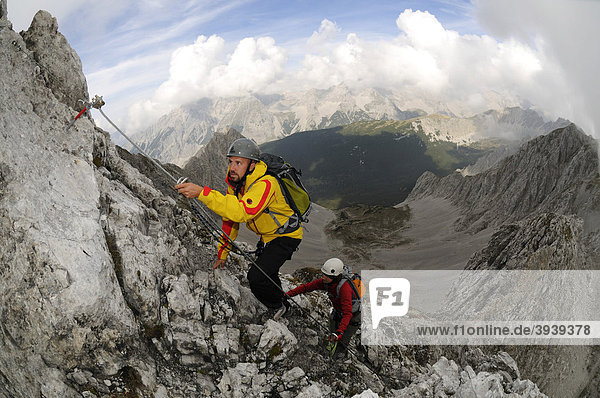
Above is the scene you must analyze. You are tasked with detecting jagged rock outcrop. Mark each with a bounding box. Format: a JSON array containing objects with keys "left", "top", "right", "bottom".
[
  {"left": 183, "top": 127, "right": 243, "bottom": 193},
  {"left": 401, "top": 119, "right": 600, "bottom": 396},
  {"left": 20, "top": 10, "right": 89, "bottom": 110},
  {"left": 465, "top": 212, "right": 588, "bottom": 271},
  {"left": 408, "top": 124, "right": 600, "bottom": 233},
  {"left": 0, "top": 9, "right": 551, "bottom": 398},
  {"left": 1, "top": 0, "right": 7, "bottom": 21},
  {"left": 450, "top": 212, "right": 600, "bottom": 397},
  {"left": 458, "top": 141, "right": 520, "bottom": 176},
  {"left": 394, "top": 355, "right": 546, "bottom": 398},
  {"left": 0, "top": 15, "right": 148, "bottom": 397}
]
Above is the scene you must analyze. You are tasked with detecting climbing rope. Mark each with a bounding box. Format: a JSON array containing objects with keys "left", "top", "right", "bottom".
[{"left": 68, "top": 97, "right": 382, "bottom": 378}]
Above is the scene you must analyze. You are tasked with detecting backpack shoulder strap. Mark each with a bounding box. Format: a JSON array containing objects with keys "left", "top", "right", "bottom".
[
  {"left": 336, "top": 276, "right": 360, "bottom": 299},
  {"left": 336, "top": 276, "right": 361, "bottom": 313},
  {"left": 335, "top": 278, "right": 347, "bottom": 297}
]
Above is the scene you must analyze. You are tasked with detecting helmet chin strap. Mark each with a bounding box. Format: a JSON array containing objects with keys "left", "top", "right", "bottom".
[{"left": 242, "top": 160, "right": 257, "bottom": 179}]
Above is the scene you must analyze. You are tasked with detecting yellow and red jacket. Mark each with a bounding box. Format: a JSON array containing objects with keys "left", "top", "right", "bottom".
[{"left": 197, "top": 161, "right": 303, "bottom": 260}]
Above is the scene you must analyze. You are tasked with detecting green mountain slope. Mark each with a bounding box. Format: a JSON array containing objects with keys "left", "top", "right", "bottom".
[{"left": 261, "top": 120, "right": 490, "bottom": 208}]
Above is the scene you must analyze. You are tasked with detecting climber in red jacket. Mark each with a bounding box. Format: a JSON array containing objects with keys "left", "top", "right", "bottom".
[{"left": 286, "top": 258, "right": 361, "bottom": 359}]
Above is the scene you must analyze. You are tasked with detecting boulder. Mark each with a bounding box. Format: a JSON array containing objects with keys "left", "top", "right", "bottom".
[{"left": 257, "top": 320, "right": 298, "bottom": 362}]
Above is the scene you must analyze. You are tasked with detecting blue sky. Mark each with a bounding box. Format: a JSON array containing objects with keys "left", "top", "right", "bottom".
[{"left": 8, "top": 1, "right": 600, "bottom": 138}]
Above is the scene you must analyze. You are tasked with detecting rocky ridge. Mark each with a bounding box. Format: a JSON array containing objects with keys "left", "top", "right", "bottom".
[
  {"left": 132, "top": 86, "right": 566, "bottom": 166},
  {"left": 445, "top": 211, "right": 600, "bottom": 397},
  {"left": 0, "top": 1, "right": 7, "bottom": 24},
  {"left": 182, "top": 127, "right": 243, "bottom": 194},
  {"left": 407, "top": 124, "right": 600, "bottom": 233},
  {"left": 0, "top": 9, "right": 549, "bottom": 398},
  {"left": 403, "top": 124, "right": 600, "bottom": 396}
]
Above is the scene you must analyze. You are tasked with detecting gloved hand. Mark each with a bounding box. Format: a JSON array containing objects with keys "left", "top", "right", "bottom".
[{"left": 328, "top": 332, "right": 342, "bottom": 342}]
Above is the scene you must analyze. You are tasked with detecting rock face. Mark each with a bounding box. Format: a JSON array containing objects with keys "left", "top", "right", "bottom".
[
  {"left": 458, "top": 140, "right": 521, "bottom": 176},
  {"left": 408, "top": 124, "right": 600, "bottom": 233},
  {"left": 1, "top": 0, "right": 7, "bottom": 21},
  {"left": 0, "top": 15, "right": 144, "bottom": 398},
  {"left": 20, "top": 10, "right": 89, "bottom": 110},
  {"left": 465, "top": 212, "right": 588, "bottom": 271},
  {"left": 457, "top": 212, "right": 600, "bottom": 397},
  {"left": 183, "top": 127, "right": 243, "bottom": 193},
  {"left": 406, "top": 125, "right": 600, "bottom": 396},
  {"left": 395, "top": 354, "right": 547, "bottom": 398},
  {"left": 0, "top": 10, "right": 550, "bottom": 398}
]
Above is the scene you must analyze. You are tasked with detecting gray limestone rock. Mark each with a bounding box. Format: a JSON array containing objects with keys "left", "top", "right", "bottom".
[
  {"left": 408, "top": 124, "right": 599, "bottom": 233},
  {"left": 244, "top": 324, "right": 264, "bottom": 347},
  {"left": 0, "top": 12, "right": 152, "bottom": 397},
  {"left": 217, "top": 362, "right": 262, "bottom": 398},
  {"left": 257, "top": 320, "right": 298, "bottom": 362},
  {"left": 212, "top": 324, "right": 240, "bottom": 356},
  {"left": 170, "top": 318, "right": 210, "bottom": 358},
  {"left": 431, "top": 357, "right": 460, "bottom": 395},
  {"left": 20, "top": 10, "right": 89, "bottom": 110},
  {"left": 466, "top": 212, "right": 587, "bottom": 271},
  {"left": 398, "top": 356, "right": 548, "bottom": 398},
  {"left": 282, "top": 366, "right": 306, "bottom": 384},
  {"left": 183, "top": 127, "right": 244, "bottom": 192},
  {"left": 213, "top": 269, "right": 242, "bottom": 304},
  {"left": 296, "top": 382, "right": 332, "bottom": 398}
]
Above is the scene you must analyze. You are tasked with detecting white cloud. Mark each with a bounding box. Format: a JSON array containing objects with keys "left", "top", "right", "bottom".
[
  {"left": 125, "top": 34, "right": 288, "bottom": 131},
  {"left": 293, "top": 9, "right": 546, "bottom": 104},
  {"left": 396, "top": 9, "right": 454, "bottom": 49},
  {"left": 473, "top": 0, "right": 600, "bottom": 136},
  {"left": 306, "top": 19, "right": 340, "bottom": 50},
  {"left": 127, "top": 5, "right": 597, "bottom": 139}
]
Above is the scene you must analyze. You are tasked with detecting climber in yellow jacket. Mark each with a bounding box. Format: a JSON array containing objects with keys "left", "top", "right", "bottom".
[{"left": 175, "top": 138, "right": 302, "bottom": 320}]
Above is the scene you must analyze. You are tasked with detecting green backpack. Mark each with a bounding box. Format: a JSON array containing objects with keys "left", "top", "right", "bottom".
[{"left": 259, "top": 153, "right": 311, "bottom": 234}]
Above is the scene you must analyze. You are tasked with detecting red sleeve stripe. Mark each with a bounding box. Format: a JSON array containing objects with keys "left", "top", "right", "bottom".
[
  {"left": 226, "top": 175, "right": 235, "bottom": 190},
  {"left": 218, "top": 220, "right": 234, "bottom": 257},
  {"left": 222, "top": 219, "right": 234, "bottom": 235},
  {"left": 202, "top": 186, "right": 212, "bottom": 196},
  {"left": 242, "top": 179, "right": 272, "bottom": 215}
]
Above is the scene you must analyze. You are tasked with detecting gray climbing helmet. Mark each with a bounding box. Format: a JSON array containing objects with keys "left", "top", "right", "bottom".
[{"left": 227, "top": 138, "right": 260, "bottom": 161}]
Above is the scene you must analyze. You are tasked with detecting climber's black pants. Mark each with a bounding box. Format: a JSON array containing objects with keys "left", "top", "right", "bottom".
[{"left": 247, "top": 237, "right": 301, "bottom": 309}]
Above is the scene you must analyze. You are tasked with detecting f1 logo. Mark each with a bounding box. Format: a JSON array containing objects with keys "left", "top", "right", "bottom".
[{"left": 369, "top": 278, "right": 410, "bottom": 329}]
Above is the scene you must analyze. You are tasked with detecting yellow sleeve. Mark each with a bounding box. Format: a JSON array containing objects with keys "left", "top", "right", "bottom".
[{"left": 197, "top": 179, "right": 275, "bottom": 224}]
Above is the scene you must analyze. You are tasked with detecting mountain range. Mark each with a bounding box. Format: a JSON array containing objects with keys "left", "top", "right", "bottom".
[
  {"left": 130, "top": 83, "right": 566, "bottom": 166},
  {"left": 259, "top": 115, "right": 568, "bottom": 208}
]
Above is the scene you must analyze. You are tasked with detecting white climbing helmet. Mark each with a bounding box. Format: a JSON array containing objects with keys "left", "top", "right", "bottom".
[{"left": 321, "top": 258, "right": 344, "bottom": 277}]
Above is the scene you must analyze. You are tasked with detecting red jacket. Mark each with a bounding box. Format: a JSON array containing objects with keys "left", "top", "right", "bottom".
[{"left": 287, "top": 278, "right": 355, "bottom": 335}]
